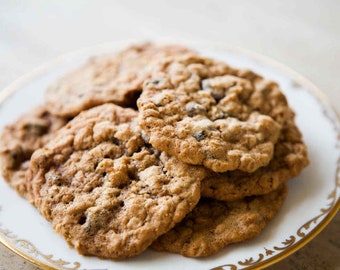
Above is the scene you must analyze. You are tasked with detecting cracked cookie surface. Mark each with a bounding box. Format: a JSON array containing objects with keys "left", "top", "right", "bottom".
[
  {"left": 151, "top": 185, "right": 287, "bottom": 257},
  {"left": 201, "top": 81, "right": 309, "bottom": 200},
  {"left": 138, "top": 55, "right": 282, "bottom": 173},
  {"left": 0, "top": 106, "right": 67, "bottom": 198},
  {"left": 46, "top": 43, "right": 194, "bottom": 117},
  {"left": 27, "top": 104, "right": 205, "bottom": 259}
]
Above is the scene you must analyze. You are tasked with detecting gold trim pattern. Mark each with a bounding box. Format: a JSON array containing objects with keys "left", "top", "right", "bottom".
[
  {"left": 0, "top": 219, "right": 81, "bottom": 270},
  {"left": 0, "top": 41, "right": 339, "bottom": 270},
  {"left": 211, "top": 181, "right": 339, "bottom": 270},
  {"left": 208, "top": 43, "right": 340, "bottom": 270}
]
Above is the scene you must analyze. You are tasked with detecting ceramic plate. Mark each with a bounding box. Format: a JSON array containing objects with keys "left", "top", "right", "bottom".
[{"left": 0, "top": 41, "right": 339, "bottom": 270}]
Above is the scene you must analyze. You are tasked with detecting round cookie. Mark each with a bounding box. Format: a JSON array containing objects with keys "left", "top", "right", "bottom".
[
  {"left": 151, "top": 185, "right": 288, "bottom": 257},
  {"left": 138, "top": 55, "right": 282, "bottom": 173},
  {"left": 201, "top": 113, "right": 309, "bottom": 201},
  {"left": 27, "top": 104, "right": 205, "bottom": 259},
  {"left": 0, "top": 106, "right": 68, "bottom": 199},
  {"left": 201, "top": 73, "right": 309, "bottom": 201},
  {"left": 46, "top": 43, "right": 195, "bottom": 117}
]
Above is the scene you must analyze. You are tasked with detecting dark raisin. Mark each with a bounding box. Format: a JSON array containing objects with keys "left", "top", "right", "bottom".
[
  {"left": 150, "top": 79, "right": 160, "bottom": 85},
  {"left": 78, "top": 214, "right": 87, "bottom": 225},
  {"left": 145, "top": 79, "right": 161, "bottom": 87},
  {"left": 185, "top": 103, "right": 206, "bottom": 117},
  {"left": 211, "top": 91, "right": 225, "bottom": 103},
  {"left": 24, "top": 123, "right": 48, "bottom": 135},
  {"left": 127, "top": 169, "right": 136, "bottom": 180},
  {"left": 193, "top": 130, "right": 206, "bottom": 141},
  {"left": 112, "top": 137, "right": 120, "bottom": 145}
]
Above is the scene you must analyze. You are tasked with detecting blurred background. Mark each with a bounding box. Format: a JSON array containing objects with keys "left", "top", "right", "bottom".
[
  {"left": 0, "top": 0, "right": 339, "bottom": 269},
  {"left": 1, "top": 0, "right": 339, "bottom": 112}
]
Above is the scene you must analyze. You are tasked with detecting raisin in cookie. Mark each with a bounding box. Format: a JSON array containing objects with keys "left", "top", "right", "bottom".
[
  {"left": 138, "top": 55, "right": 281, "bottom": 173},
  {"left": 201, "top": 105, "right": 309, "bottom": 201},
  {"left": 27, "top": 104, "right": 205, "bottom": 259},
  {"left": 0, "top": 106, "right": 67, "bottom": 198},
  {"left": 151, "top": 185, "right": 287, "bottom": 257},
  {"left": 45, "top": 43, "right": 195, "bottom": 117}
]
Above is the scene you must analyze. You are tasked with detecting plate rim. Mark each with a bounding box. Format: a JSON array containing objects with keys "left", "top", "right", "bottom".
[{"left": 0, "top": 40, "right": 339, "bottom": 270}]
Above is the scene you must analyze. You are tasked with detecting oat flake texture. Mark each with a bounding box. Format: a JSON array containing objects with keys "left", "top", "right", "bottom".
[
  {"left": 201, "top": 73, "right": 309, "bottom": 200},
  {"left": 45, "top": 43, "right": 195, "bottom": 117},
  {"left": 27, "top": 104, "right": 205, "bottom": 259},
  {"left": 138, "top": 55, "right": 283, "bottom": 173},
  {"left": 0, "top": 106, "right": 67, "bottom": 199},
  {"left": 152, "top": 185, "right": 288, "bottom": 257}
]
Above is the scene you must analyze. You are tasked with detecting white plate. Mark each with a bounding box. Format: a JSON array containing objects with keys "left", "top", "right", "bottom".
[{"left": 0, "top": 41, "right": 339, "bottom": 270}]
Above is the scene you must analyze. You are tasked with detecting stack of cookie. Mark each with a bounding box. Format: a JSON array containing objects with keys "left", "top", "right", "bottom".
[{"left": 0, "top": 43, "right": 309, "bottom": 259}]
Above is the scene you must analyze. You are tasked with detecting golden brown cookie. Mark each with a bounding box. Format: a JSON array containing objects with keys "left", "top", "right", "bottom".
[
  {"left": 0, "top": 106, "right": 67, "bottom": 198},
  {"left": 45, "top": 43, "right": 195, "bottom": 117},
  {"left": 27, "top": 104, "right": 205, "bottom": 259},
  {"left": 151, "top": 185, "right": 287, "bottom": 257},
  {"left": 201, "top": 110, "right": 309, "bottom": 201},
  {"left": 138, "top": 55, "right": 282, "bottom": 173},
  {"left": 201, "top": 71, "right": 309, "bottom": 200}
]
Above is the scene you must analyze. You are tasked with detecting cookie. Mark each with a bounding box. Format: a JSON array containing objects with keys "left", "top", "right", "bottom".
[
  {"left": 45, "top": 43, "right": 195, "bottom": 117},
  {"left": 201, "top": 109, "right": 309, "bottom": 201},
  {"left": 27, "top": 104, "right": 205, "bottom": 259},
  {"left": 0, "top": 106, "right": 67, "bottom": 198},
  {"left": 137, "top": 55, "right": 282, "bottom": 173},
  {"left": 151, "top": 184, "right": 287, "bottom": 257}
]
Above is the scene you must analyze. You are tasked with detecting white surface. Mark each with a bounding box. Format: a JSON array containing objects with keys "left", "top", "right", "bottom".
[
  {"left": 0, "top": 1, "right": 339, "bottom": 269},
  {"left": 0, "top": 43, "right": 339, "bottom": 270},
  {"left": 0, "top": 0, "right": 339, "bottom": 117}
]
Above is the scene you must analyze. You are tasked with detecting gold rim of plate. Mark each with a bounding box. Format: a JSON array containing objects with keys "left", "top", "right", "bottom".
[{"left": 0, "top": 40, "right": 339, "bottom": 270}]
